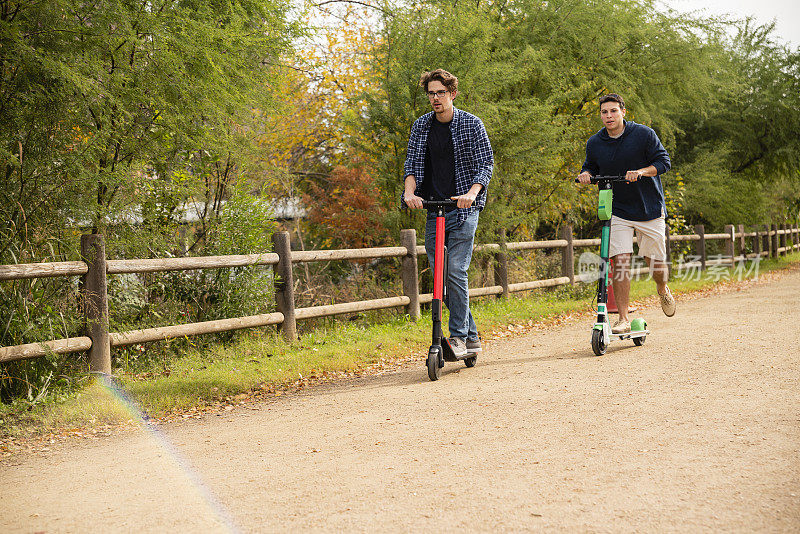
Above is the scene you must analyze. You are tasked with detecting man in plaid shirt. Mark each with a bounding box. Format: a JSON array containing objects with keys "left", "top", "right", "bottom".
[{"left": 403, "top": 69, "right": 494, "bottom": 358}]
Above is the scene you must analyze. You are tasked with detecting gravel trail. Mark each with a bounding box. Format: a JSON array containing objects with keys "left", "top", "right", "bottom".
[{"left": 2, "top": 270, "right": 799, "bottom": 532}]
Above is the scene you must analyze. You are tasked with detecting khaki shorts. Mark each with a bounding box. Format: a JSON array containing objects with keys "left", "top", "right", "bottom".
[{"left": 609, "top": 215, "right": 667, "bottom": 261}]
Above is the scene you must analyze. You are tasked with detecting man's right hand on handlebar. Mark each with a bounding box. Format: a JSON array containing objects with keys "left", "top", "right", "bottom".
[
  {"left": 576, "top": 171, "right": 593, "bottom": 184},
  {"left": 403, "top": 174, "right": 424, "bottom": 209},
  {"left": 404, "top": 190, "right": 424, "bottom": 209}
]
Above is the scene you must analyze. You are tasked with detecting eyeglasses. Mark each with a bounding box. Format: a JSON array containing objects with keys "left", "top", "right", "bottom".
[{"left": 427, "top": 90, "right": 449, "bottom": 99}]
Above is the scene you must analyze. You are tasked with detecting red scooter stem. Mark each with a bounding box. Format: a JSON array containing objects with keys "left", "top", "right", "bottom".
[
  {"left": 412, "top": 199, "right": 457, "bottom": 301},
  {"left": 401, "top": 197, "right": 475, "bottom": 378},
  {"left": 433, "top": 214, "right": 445, "bottom": 299}
]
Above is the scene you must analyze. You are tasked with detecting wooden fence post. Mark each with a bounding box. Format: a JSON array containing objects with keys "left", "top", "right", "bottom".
[
  {"left": 794, "top": 222, "right": 800, "bottom": 253},
  {"left": 781, "top": 223, "right": 791, "bottom": 256},
  {"left": 724, "top": 224, "right": 735, "bottom": 265},
  {"left": 694, "top": 224, "right": 706, "bottom": 271},
  {"left": 665, "top": 224, "right": 673, "bottom": 279},
  {"left": 80, "top": 234, "right": 111, "bottom": 374},
  {"left": 400, "top": 229, "right": 420, "bottom": 321},
  {"left": 737, "top": 224, "right": 746, "bottom": 256},
  {"left": 772, "top": 224, "right": 779, "bottom": 258},
  {"left": 560, "top": 224, "right": 574, "bottom": 284},
  {"left": 753, "top": 225, "right": 762, "bottom": 258},
  {"left": 764, "top": 224, "right": 773, "bottom": 258},
  {"left": 494, "top": 228, "right": 510, "bottom": 299},
  {"left": 793, "top": 222, "right": 799, "bottom": 252},
  {"left": 768, "top": 223, "right": 774, "bottom": 257},
  {"left": 272, "top": 231, "right": 297, "bottom": 341}
]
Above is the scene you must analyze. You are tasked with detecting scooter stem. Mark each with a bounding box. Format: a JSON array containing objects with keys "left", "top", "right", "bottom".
[{"left": 433, "top": 209, "right": 446, "bottom": 300}]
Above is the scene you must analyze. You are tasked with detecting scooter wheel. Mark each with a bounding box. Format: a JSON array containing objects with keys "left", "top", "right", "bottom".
[
  {"left": 633, "top": 336, "right": 645, "bottom": 346},
  {"left": 464, "top": 355, "right": 477, "bottom": 368},
  {"left": 591, "top": 329, "right": 606, "bottom": 356},
  {"left": 427, "top": 349, "right": 441, "bottom": 381}
]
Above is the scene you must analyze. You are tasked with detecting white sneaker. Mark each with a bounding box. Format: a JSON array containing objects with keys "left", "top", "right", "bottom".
[
  {"left": 659, "top": 286, "right": 676, "bottom": 317},
  {"left": 449, "top": 338, "right": 468, "bottom": 358},
  {"left": 611, "top": 319, "right": 631, "bottom": 334}
]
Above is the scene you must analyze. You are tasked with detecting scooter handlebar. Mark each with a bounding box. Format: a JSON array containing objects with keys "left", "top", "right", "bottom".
[
  {"left": 421, "top": 199, "right": 459, "bottom": 209},
  {"left": 400, "top": 194, "right": 458, "bottom": 210},
  {"left": 574, "top": 175, "right": 629, "bottom": 184}
]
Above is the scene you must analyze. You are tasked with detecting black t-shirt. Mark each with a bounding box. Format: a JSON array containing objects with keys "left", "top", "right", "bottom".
[{"left": 422, "top": 117, "right": 456, "bottom": 201}]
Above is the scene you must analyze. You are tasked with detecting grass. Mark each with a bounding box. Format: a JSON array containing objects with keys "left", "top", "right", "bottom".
[{"left": 2, "top": 251, "right": 798, "bottom": 439}]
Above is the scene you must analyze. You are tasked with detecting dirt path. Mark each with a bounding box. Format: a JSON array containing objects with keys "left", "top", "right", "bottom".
[{"left": 2, "top": 270, "right": 799, "bottom": 533}]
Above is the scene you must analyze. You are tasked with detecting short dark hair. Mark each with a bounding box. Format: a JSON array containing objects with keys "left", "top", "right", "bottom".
[
  {"left": 419, "top": 69, "right": 458, "bottom": 93},
  {"left": 599, "top": 93, "right": 625, "bottom": 110}
]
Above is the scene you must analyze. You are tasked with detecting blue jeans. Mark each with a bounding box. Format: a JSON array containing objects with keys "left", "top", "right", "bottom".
[{"left": 425, "top": 210, "right": 479, "bottom": 341}]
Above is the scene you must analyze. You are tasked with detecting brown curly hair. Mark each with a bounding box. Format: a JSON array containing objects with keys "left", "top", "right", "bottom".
[{"left": 419, "top": 69, "right": 458, "bottom": 93}]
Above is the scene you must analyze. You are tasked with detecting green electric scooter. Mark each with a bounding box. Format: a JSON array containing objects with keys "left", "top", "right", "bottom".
[{"left": 577, "top": 175, "right": 648, "bottom": 356}]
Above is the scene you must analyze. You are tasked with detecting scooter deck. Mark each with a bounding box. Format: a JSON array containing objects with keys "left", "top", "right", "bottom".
[
  {"left": 612, "top": 329, "right": 649, "bottom": 340},
  {"left": 440, "top": 338, "right": 475, "bottom": 362}
]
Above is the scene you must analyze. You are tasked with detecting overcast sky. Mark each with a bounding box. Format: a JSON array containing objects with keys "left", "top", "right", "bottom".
[{"left": 660, "top": 0, "right": 800, "bottom": 47}]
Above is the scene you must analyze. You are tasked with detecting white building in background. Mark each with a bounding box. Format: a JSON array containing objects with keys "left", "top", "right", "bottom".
[{"left": 71, "top": 197, "right": 307, "bottom": 227}]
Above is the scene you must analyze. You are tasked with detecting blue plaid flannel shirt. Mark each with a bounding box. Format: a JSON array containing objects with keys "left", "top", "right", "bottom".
[{"left": 403, "top": 107, "right": 493, "bottom": 223}]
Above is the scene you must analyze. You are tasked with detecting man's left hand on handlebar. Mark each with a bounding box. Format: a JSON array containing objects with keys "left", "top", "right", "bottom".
[
  {"left": 625, "top": 169, "right": 644, "bottom": 182},
  {"left": 451, "top": 192, "right": 477, "bottom": 209}
]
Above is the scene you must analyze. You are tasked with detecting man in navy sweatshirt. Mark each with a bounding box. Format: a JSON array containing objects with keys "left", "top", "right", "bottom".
[{"left": 577, "top": 93, "right": 676, "bottom": 334}]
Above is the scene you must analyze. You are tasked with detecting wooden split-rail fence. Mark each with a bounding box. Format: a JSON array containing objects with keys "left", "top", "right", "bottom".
[{"left": 1, "top": 222, "right": 798, "bottom": 374}]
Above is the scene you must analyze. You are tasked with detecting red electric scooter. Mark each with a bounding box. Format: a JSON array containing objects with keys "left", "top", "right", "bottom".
[
  {"left": 402, "top": 196, "right": 478, "bottom": 380},
  {"left": 420, "top": 199, "right": 478, "bottom": 380}
]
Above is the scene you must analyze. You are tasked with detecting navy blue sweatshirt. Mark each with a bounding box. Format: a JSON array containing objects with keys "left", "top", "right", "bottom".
[{"left": 581, "top": 121, "right": 671, "bottom": 221}]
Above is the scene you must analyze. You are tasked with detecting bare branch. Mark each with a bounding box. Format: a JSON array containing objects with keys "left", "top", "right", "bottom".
[{"left": 311, "top": 0, "right": 392, "bottom": 16}]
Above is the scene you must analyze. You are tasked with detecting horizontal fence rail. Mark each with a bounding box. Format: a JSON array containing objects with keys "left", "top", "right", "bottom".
[
  {"left": 109, "top": 313, "right": 286, "bottom": 347},
  {"left": 290, "top": 247, "right": 407, "bottom": 263},
  {"left": 107, "top": 253, "right": 279, "bottom": 274},
  {"left": 0, "top": 261, "right": 88, "bottom": 281},
  {"left": 1, "top": 221, "right": 798, "bottom": 370},
  {"left": 508, "top": 239, "right": 569, "bottom": 251},
  {"left": 294, "top": 296, "right": 410, "bottom": 319},
  {"left": 668, "top": 234, "right": 701, "bottom": 242},
  {"left": 0, "top": 337, "right": 93, "bottom": 363}
]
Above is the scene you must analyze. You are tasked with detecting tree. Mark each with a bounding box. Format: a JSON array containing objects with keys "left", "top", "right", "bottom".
[
  {"left": 1, "top": 0, "right": 300, "bottom": 254},
  {"left": 0, "top": 0, "right": 301, "bottom": 401},
  {"left": 304, "top": 164, "right": 388, "bottom": 249},
  {"left": 674, "top": 19, "right": 800, "bottom": 226},
  {"left": 359, "top": 0, "right": 725, "bottom": 239}
]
